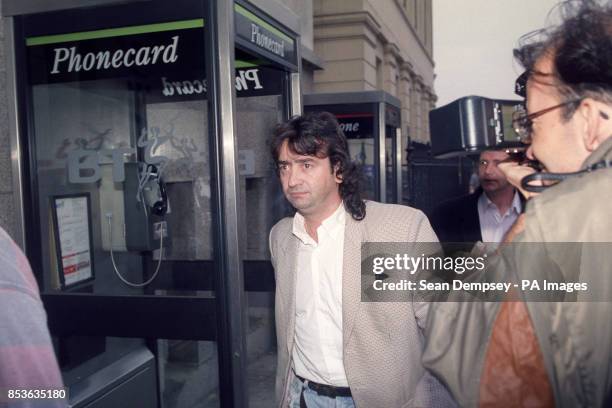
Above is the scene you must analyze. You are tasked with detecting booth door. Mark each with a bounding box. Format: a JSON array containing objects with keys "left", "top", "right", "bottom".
[
  {"left": 19, "top": 1, "right": 226, "bottom": 407},
  {"left": 232, "top": 45, "right": 295, "bottom": 404}
]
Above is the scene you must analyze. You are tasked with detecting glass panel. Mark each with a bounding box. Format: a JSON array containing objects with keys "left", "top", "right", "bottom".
[
  {"left": 349, "top": 134, "right": 376, "bottom": 201},
  {"left": 385, "top": 126, "right": 398, "bottom": 203},
  {"left": 341, "top": 112, "right": 377, "bottom": 200},
  {"left": 237, "top": 93, "right": 289, "bottom": 260},
  {"left": 158, "top": 337, "right": 219, "bottom": 407},
  {"left": 26, "top": 11, "right": 219, "bottom": 408},
  {"left": 235, "top": 53, "right": 291, "bottom": 407},
  {"left": 402, "top": 162, "right": 410, "bottom": 204}
]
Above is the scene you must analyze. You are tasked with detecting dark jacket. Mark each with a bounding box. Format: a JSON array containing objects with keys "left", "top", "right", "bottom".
[{"left": 428, "top": 190, "right": 482, "bottom": 243}]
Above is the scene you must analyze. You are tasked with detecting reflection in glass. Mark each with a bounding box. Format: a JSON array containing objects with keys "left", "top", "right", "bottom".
[
  {"left": 237, "top": 92, "right": 289, "bottom": 406},
  {"left": 158, "top": 337, "right": 219, "bottom": 407},
  {"left": 385, "top": 126, "right": 397, "bottom": 203},
  {"left": 32, "top": 80, "right": 216, "bottom": 295},
  {"left": 349, "top": 138, "right": 376, "bottom": 200}
]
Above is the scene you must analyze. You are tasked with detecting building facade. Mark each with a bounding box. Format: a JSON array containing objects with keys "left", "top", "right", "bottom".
[
  {"left": 311, "top": 0, "right": 436, "bottom": 145},
  {"left": 258, "top": 0, "right": 437, "bottom": 144}
]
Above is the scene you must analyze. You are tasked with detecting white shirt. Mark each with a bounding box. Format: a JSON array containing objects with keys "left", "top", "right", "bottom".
[
  {"left": 292, "top": 202, "right": 347, "bottom": 387},
  {"left": 477, "top": 191, "right": 522, "bottom": 244}
]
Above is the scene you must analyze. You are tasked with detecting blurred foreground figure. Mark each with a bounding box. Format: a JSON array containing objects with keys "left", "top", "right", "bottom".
[
  {"left": 0, "top": 227, "right": 65, "bottom": 407},
  {"left": 422, "top": 1, "right": 612, "bottom": 407}
]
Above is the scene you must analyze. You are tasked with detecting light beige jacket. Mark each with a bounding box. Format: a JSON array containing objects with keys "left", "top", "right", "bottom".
[
  {"left": 422, "top": 138, "right": 612, "bottom": 407},
  {"left": 270, "top": 201, "right": 456, "bottom": 408}
]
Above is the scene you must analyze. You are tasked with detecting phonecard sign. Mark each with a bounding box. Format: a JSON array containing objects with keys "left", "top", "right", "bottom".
[
  {"left": 53, "top": 194, "right": 95, "bottom": 287},
  {"left": 26, "top": 18, "right": 283, "bottom": 100},
  {"left": 26, "top": 19, "right": 205, "bottom": 85},
  {"left": 234, "top": 2, "right": 297, "bottom": 68}
]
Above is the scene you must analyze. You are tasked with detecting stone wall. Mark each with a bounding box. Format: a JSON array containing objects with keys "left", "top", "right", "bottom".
[{"left": 312, "top": 0, "right": 437, "bottom": 144}]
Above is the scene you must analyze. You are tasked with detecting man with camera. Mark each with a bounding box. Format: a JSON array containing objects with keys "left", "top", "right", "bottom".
[{"left": 422, "top": 1, "right": 612, "bottom": 406}]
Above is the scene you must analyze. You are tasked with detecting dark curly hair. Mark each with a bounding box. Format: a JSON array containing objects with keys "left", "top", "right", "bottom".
[
  {"left": 513, "top": 0, "right": 612, "bottom": 119},
  {"left": 271, "top": 111, "right": 366, "bottom": 221}
]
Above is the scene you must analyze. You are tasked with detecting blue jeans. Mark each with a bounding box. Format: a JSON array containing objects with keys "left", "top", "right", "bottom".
[{"left": 287, "top": 375, "right": 356, "bottom": 408}]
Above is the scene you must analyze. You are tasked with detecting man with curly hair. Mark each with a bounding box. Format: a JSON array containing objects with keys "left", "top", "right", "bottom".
[{"left": 269, "top": 111, "right": 454, "bottom": 407}]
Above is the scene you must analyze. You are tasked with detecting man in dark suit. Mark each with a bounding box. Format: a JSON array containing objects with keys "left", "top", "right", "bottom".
[
  {"left": 429, "top": 150, "right": 521, "bottom": 244},
  {"left": 429, "top": 186, "right": 482, "bottom": 243}
]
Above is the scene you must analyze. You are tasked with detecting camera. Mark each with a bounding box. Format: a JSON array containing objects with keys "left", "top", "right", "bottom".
[{"left": 429, "top": 96, "right": 523, "bottom": 158}]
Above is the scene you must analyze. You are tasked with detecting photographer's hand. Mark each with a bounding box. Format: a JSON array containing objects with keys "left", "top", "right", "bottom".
[
  {"left": 502, "top": 213, "right": 526, "bottom": 243},
  {"left": 498, "top": 161, "right": 540, "bottom": 200}
]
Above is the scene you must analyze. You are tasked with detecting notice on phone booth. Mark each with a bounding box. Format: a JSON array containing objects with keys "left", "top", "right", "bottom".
[{"left": 55, "top": 196, "right": 93, "bottom": 286}]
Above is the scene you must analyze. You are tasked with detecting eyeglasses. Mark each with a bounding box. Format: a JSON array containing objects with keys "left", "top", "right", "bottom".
[{"left": 511, "top": 99, "right": 581, "bottom": 143}]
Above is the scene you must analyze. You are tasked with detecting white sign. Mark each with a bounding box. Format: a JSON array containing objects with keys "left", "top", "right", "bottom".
[{"left": 55, "top": 196, "right": 93, "bottom": 286}]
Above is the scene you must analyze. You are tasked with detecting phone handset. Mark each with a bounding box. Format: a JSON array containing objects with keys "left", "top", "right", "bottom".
[{"left": 107, "top": 213, "right": 163, "bottom": 287}]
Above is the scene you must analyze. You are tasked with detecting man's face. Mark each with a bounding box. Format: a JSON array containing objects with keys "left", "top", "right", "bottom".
[
  {"left": 277, "top": 140, "right": 342, "bottom": 217},
  {"left": 478, "top": 150, "right": 512, "bottom": 194},
  {"left": 524, "top": 53, "right": 589, "bottom": 172}
]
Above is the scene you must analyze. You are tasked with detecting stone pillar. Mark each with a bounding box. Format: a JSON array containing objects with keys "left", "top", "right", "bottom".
[
  {"left": 399, "top": 61, "right": 414, "bottom": 148},
  {"left": 382, "top": 43, "right": 400, "bottom": 97},
  {"left": 410, "top": 74, "right": 424, "bottom": 143},
  {"left": 423, "top": 88, "right": 437, "bottom": 143},
  {"left": 421, "top": 86, "right": 431, "bottom": 143}
]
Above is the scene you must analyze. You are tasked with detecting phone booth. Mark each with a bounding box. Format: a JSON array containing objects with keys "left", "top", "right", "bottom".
[
  {"left": 3, "top": 0, "right": 299, "bottom": 406},
  {"left": 303, "top": 91, "right": 403, "bottom": 203}
]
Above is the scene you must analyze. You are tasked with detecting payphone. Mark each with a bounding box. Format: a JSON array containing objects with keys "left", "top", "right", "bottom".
[{"left": 99, "top": 161, "right": 169, "bottom": 286}]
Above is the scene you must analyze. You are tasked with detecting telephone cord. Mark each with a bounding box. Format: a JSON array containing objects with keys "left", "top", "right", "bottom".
[{"left": 107, "top": 214, "right": 163, "bottom": 287}]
